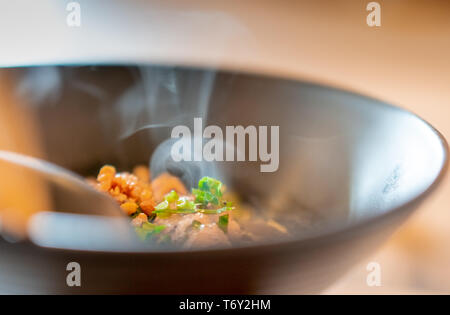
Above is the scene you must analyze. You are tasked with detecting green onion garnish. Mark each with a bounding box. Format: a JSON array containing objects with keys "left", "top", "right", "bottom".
[
  {"left": 152, "top": 177, "right": 233, "bottom": 218},
  {"left": 164, "top": 190, "right": 179, "bottom": 203},
  {"left": 218, "top": 214, "right": 229, "bottom": 233},
  {"left": 135, "top": 222, "right": 166, "bottom": 241},
  {"left": 155, "top": 199, "right": 169, "bottom": 211}
]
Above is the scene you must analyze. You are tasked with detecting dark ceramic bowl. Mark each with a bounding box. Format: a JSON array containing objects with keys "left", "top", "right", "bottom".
[{"left": 0, "top": 66, "right": 447, "bottom": 293}]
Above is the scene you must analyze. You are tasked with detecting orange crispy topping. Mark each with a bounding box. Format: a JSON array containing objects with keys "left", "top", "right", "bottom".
[
  {"left": 92, "top": 165, "right": 188, "bottom": 219},
  {"left": 121, "top": 201, "right": 139, "bottom": 216},
  {"left": 94, "top": 165, "right": 155, "bottom": 216}
]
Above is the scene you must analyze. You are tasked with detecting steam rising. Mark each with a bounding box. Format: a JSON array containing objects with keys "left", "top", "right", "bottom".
[
  {"left": 111, "top": 67, "right": 224, "bottom": 185},
  {"left": 115, "top": 67, "right": 216, "bottom": 140},
  {"left": 16, "top": 67, "right": 62, "bottom": 104},
  {"left": 150, "top": 137, "right": 223, "bottom": 189}
]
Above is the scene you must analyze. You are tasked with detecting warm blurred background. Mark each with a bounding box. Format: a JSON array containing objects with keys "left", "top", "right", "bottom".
[{"left": 1, "top": 0, "right": 449, "bottom": 293}]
